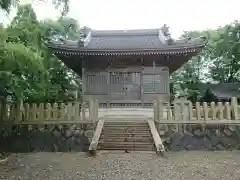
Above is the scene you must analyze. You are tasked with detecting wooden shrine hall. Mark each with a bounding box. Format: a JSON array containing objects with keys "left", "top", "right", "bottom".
[{"left": 48, "top": 25, "right": 206, "bottom": 106}]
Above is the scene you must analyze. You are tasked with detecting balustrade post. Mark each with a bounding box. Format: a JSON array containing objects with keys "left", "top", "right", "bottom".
[
  {"left": 94, "top": 100, "right": 99, "bottom": 121},
  {"left": 153, "top": 100, "right": 158, "bottom": 121},
  {"left": 81, "top": 102, "right": 86, "bottom": 120},
  {"left": 89, "top": 100, "right": 94, "bottom": 121},
  {"left": 231, "top": 97, "right": 238, "bottom": 120},
  {"left": 158, "top": 99, "right": 164, "bottom": 122}
]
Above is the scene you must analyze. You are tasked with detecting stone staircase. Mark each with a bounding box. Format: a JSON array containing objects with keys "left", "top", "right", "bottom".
[{"left": 97, "top": 121, "right": 155, "bottom": 151}]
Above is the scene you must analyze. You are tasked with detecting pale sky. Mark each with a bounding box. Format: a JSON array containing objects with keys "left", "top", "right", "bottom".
[{"left": 2, "top": 0, "right": 240, "bottom": 38}]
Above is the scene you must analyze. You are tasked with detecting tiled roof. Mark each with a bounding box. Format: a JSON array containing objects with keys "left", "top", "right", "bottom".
[
  {"left": 48, "top": 26, "right": 206, "bottom": 56},
  {"left": 211, "top": 83, "right": 240, "bottom": 99},
  {"left": 199, "top": 83, "right": 240, "bottom": 99},
  {"left": 85, "top": 29, "right": 164, "bottom": 50}
]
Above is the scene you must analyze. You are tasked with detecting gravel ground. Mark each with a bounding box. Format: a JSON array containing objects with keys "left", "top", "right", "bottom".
[{"left": 0, "top": 151, "right": 240, "bottom": 180}]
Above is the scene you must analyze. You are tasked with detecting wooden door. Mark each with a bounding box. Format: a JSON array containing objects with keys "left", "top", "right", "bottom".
[
  {"left": 124, "top": 72, "right": 141, "bottom": 100},
  {"left": 109, "top": 70, "right": 141, "bottom": 101},
  {"left": 109, "top": 71, "right": 125, "bottom": 100}
]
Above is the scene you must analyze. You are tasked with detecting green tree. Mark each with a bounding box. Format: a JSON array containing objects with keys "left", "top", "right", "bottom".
[
  {"left": 208, "top": 21, "right": 240, "bottom": 83},
  {"left": 172, "top": 22, "right": 240, "bottom": 101},
  {"left": 171, "top": 30, "right": 212, "bottom": 101},
  {"left": 0, "top": 0, "right": 69, "bottom": 15},
  {"left": 0, "top": 4, "right": 81, "bottom": 102}
]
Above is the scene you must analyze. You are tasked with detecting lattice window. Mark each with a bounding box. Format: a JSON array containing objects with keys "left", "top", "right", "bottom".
[
  {"left": 85, "top": 73, "right": 107, "bottom": 94},
  {"left": 109, "top": 72, "right": 125, "bottom": 93},
  {"left": 143, "top": 75, "right": 168, "bottom": 93}
]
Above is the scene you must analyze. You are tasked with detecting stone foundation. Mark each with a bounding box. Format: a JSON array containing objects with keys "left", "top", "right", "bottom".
[
  {"left": 0, "top": 123, "right": 95, "bottom": 153},
  {"left": 159, "top": 124, "right": 240, "bottom": 151},
  {"left": 1, "top": 123, "right": 240, "bottom": 153}
]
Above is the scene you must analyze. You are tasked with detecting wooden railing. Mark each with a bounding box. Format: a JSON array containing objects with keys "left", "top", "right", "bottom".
[
  {"left": 2, "top": 97, "right": 240, "bottom": 124},
  {"left": 0, "top": 100, "right": 99, "bottom": 122},
  {"left": 153, "top": 97, "right": 240, "bottom": 123}
]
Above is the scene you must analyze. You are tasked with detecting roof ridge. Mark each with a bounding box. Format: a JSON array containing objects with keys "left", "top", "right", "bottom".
[{"left": 91, "top": 28, "right": 160, "bottom": 37}]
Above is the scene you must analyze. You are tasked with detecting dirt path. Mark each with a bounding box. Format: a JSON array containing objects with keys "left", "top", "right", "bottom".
[{"left": 0, "top": 151, "right": 240, "bottom": 180}]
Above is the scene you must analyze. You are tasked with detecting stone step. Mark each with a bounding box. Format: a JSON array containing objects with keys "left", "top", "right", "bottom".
[
  {"left": 101, "top": 133, "right": 152, "bottom": 137},
  {"left": 103, "top": 121, "right": 149, "bottom": 124},
  {"left": 102, "top": 130, "right": 151, "bottom": 134},
  {"left": 104, "top": 121, "right": 148, "bottom": 124},
  {"left": 99, "top": 141, "right": 154, "bottom": 146},
  {"left": 103, "top": 126, "right": 150, "bottom": 130},
  {"left": 103, "top": 128, "right": 149, "bottom": 131},
  {"left": 98, "top": 144, "right": 155, "bottom": 151},
  {"left": 100, "top": 135, "right": 153, "bottom": 139},
  {"left": 104, "top": 125, "right": 149, "bottom": 128},
  {"left": 100, "top": 136, "right": 152, "bottom": 141},
  {"left": 99, "top": 141, "right": 153, "bottom": 144},
  {"left": 97, "top": 121, "right": 155, "bottom": 151},
  {"left": 99, "top": 137, "right": 153, "bottom": 142},
  {"left": 98, "top": 147, "right": 155, "bottom": 151},
  {"left": 103, "top": 118, "right": 149, "bottom": 122},
  {"left": 98, "top": 144, "right": 155, "bottom": 148}
]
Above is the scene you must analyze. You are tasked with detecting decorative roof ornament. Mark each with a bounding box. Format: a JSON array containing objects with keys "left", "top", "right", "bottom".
[
  {"left": 160, "top": 24, "right": 174, "bottom": 45},
  {"left": 161, "top": 24, "right": 170, "bottom": 37},
  {"left": 82, "top": 26, "right": 91, "bottom": 38},
  {"left": 79, "top": 26, "right": 91, "bottom": 47}
]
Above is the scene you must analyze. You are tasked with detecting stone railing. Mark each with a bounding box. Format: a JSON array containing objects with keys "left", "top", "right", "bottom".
[
  {"left": 153, "top": 97, "right": 240, "bottom": 123},
  {"left": 0, "top": 100, "right": 99, "bottom": 122}
]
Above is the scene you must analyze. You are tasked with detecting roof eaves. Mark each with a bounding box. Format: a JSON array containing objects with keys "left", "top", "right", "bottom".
[
  {"left": 48, "top": 42, "right": 205, "bottom": 52},
  {"left": 52, "top": 48, "right": 203, "bottom": 56}
]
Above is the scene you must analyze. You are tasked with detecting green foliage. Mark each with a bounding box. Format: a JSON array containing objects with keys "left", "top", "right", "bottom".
[
  {"left": 0, "top": 4, "right": 81, "bottom": 103},
  {"left": 208, "top": 21, "right": 240, "bottom": 83},
  {"left": 0, "top": 0, "right": 17, "bottom": 13},
  {"left": 172, "top": 22, "right": 240, "bottom": 100},
  {"left": 0, "top": 0, "right": 69, "bottom": 15}
]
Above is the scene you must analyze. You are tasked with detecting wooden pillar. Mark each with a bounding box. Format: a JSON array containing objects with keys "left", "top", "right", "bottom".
[
  {"left": 140, "top": 58, "right": 144, "bottom": 107},
  {"left": 167, "top": 56, "right": 170, "bottom": 102},
  {"left": 153, "top": 59, "right": 156, "bottom": 68},
  {"left": 81, "top": 57, "right": 85, "bottom": 101},
  {"left": 107, "top": 58, "right": 111, "bottom": 108}
]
